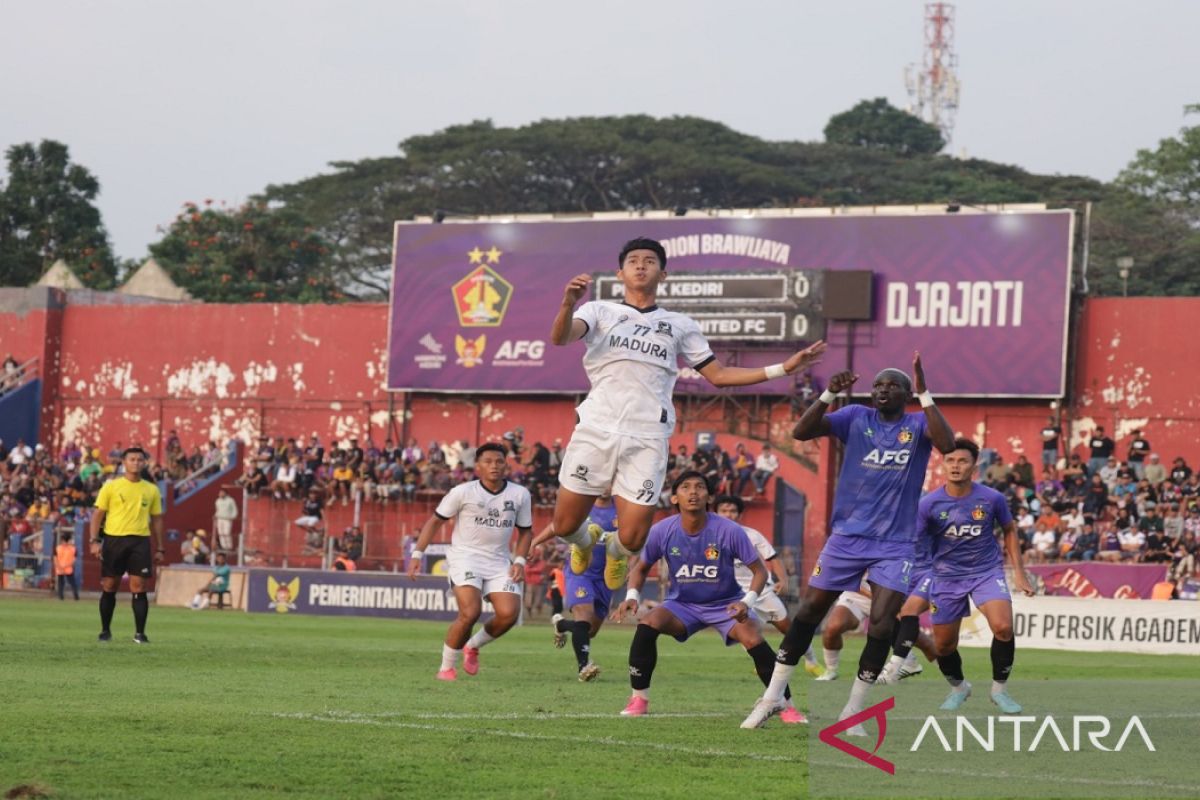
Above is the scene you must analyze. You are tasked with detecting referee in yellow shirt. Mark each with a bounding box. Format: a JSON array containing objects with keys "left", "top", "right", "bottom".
[{"left": 89, "top": 447, "right": 165, "bottom": 643}]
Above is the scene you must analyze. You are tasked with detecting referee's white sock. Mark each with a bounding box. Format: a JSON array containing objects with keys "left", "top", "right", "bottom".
[
  {"left": 466, "top": 629, "right": 496, "bottom": 650},
  {"left": 764, "top": 663, "right": 796, "bottom": 703},
  {"left": 440, "top": 645, "right": 461, "bottom": 671}
]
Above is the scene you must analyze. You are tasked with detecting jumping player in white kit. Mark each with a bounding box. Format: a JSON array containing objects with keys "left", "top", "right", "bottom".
[
  {"left": 407, "top": 443, "right": 533, "bottom": 680},
  {"left": 531, "top": 237, "right": 826, "bottom": 593}
]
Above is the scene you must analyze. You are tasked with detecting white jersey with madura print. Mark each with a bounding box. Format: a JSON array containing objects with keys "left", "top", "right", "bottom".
[
  {"left": 435, "top": 480, "right": 533, "bottom": 565},
  {"left": 573, "top": 301, "right": 715, "bottom": 439},
  {"left": 734, "top": 525, "right": 778, "bottom": 594}
]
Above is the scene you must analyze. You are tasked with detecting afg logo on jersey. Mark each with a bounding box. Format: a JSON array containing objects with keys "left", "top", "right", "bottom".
[
  {"left": 455, "top": 334, "right": 486, "bottom": 367},
  {"left": 898, "top": 429, "right": 913, "bottom": 444},
  {"left": 452, "top": 257, "right": 514, "bottom": 327},
  {"left": 971, "top": 505, "right": 987, "bottom": 521},
  {"left": 704, "top": 544, "right": 719, "bottom": 560},
  {"left": 863, "top": 448, "right": 911, "bottom": 466}
]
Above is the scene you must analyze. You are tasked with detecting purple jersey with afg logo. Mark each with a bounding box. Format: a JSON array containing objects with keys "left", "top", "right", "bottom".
[
  {"left": 827, "top": 405, "right": 932, "bottom": 543},
  {"left": 918, "top": 483, "right": 1012, "bottom": 578},
  {"left": 641, "top": 513, "right": 760, "bottom": 605}
]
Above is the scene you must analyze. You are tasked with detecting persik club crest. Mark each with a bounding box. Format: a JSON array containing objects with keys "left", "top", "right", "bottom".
[
  {"left": 812, "top": 562, "right": 823, "bottom": 577},
  {"left": 972, "top": 505, "right": 988, "bottom": 521},
  {"left": 898, "top": 429, "right": 914, "bottom": 444},
  {"left": 451, "top": 248, "right": 513, "bottom": 327},
  {"left": 267, "top": 576, "right": 300, "bottom": 613},
  {"left": 704, "top": 544, "right": 720, "bottom": 560},
  {"left": 455, "top": 334, "right": 486, "bottom": 367},
  {"left": 575, "top": 586, "right": 588, "bottom": 598}
]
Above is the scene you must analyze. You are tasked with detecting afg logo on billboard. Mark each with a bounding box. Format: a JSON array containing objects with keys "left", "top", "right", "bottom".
[{"left": 452, "top": 247, "right": 513, "bottom": 327}]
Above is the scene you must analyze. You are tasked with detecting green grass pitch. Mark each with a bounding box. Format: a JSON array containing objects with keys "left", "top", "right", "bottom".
[{"left": 2, "top": 595, "right": 1195, "bottom": 800}]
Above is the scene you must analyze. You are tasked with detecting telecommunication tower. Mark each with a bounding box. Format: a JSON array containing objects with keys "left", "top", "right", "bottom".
[{"left": 905, "top": 2, "right": 960, "bottom": 145}]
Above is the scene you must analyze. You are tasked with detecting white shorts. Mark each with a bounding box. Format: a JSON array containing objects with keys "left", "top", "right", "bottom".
[
  {"left": 558, "top": 424, "right": 668, "bottom": 506},
  {"left": 446, "top": 553, "right": 520, "bottom": 597},
  {"left": 294, "top": 516, "right": 321, "bottom": 528},
  {"left": 752, "top": 591, "right": 788, "bottom": 622},
  {"left": 834, "top": 591, "right": 871, "bottom": 624}
]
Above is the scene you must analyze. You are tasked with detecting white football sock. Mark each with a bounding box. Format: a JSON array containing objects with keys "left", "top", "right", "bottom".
[
  {"left": 466, "top": 629, "right": 496, "bottom": 650},
  {"left": 764, "top": 663, "right": 796, "bottom": 703},
  {"left": 992, "top": 680, "right": 1007, "bottom": 695},
  {"left": 561, "top": 518, "right": 593, "bottom": 548},
  {"left": 440, "top": 645, "right": 461, "bottom": 671},
  {"left": 824, "top": 648, "right": 841, "bottom": 672}
]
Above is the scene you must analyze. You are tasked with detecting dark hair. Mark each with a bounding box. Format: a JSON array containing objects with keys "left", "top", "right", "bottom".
[
  {"left": 476, "top": 442, "right": 508, "bottom": 459},
  {"left": 122, "top": 446, "right": 148, "bottom": 459},
  {"left": 873, "top": 368, "right": 913, "bottom": 394},
  {"left": 618, "top": 237, "right": 667, "bottom": 270},
  {"left": 950, "top": 438, "right": 980, "bottom": 463},
  {"left": 714, "top": 494, "right": 744, "bottom": 515},
  {"left": 671, "top": 470, "right": 712, "bottom": 496}
]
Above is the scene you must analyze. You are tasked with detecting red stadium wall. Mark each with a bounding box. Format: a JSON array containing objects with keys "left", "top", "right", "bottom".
[{"left": 4, "top": 293, "right": 1200, "bottom": 546}]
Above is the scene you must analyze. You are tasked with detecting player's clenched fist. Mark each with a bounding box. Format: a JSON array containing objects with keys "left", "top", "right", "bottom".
[
  {"left": 827, "top": 370, "right": 859, "bottom": 394},
  {"left": 561, "top": 273, "right": 592, "bottom": 306}
]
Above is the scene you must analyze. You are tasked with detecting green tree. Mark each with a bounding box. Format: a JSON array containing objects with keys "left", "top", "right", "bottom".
[
  {"left": 823, "top": 98, "right": 945, "bottom": 155},
  {"left": 1117, "top": 104, "right": 1200, "bottom": 218},
  {"left": 0, "top": 140, "right": 117, "bottom": 288},
  {"left": 149, "top": 201, "right": 338, "bottom": 303}
]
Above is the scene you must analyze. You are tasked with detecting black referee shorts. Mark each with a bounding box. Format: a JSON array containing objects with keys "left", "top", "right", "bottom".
[{"left": 101, "top": 535, "right": 153, "bottom": 579}]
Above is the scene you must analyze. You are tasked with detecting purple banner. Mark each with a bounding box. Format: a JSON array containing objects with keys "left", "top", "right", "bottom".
[
  {"left": 246, "top": 568, "right": 473, "bottom": 620},
  {"left": 1027, "top": 563, "right": 1168, "bottom": 600},
  {"left": 387, "top": 212, "right": 1073, "bottom": 397}
]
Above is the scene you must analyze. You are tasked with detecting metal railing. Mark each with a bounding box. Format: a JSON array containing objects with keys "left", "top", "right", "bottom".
[{"left": 0, "top": 356, "right": 39, "bottom": 399}]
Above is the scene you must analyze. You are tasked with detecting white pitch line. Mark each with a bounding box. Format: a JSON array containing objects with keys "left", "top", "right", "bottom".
[
  {"left": 275, "top": 712, "right": 801, "bottom": 763},
  {"left": 410, "top": 711, "right": 729, "bottom": 720}
]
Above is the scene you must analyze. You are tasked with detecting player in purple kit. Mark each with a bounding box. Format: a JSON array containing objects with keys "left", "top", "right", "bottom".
[
  {"left": 549, "top": 492, "right": 618, "bottom": 681},
  {"left": 613, "top": 471, "right": 804, "bottom": 722},
  {"left": 742, "top": 356, "right": 955, "bottom": 729},
  {"left": 916, "top": 439, "right": 1035, "bottom": 713}
]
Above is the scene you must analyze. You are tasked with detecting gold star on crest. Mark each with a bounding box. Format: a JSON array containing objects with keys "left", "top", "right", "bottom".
[
  {"left": 485, "top": 246, "right": 502, "bottom": 264},
  {"left": 467, "top": 247, "right": 484, "bottom": 264}
]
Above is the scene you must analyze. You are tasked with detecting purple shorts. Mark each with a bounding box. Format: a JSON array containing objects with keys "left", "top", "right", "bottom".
[
  {"left": 809, "top": 535, "right": 914, "bottom": 594},
  {"left": 660, "top": 598, "right": 753, "bottom": 646},
  {"left": 930, "top": 567, "right": 1011, "bottom": 625},
  {"left": 910, "top": 568, "right": 934, "bottom": 602},
  {"left": 564, "top": 571, "right": 612, "bottom": 618}
]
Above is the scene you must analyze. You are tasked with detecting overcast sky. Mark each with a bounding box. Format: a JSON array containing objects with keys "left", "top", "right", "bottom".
[{"left": 4, "top": 0, "right": 1198, "bottom": 261}]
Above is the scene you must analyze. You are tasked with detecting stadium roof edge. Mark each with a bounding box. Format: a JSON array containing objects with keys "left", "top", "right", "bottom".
[{"left": 408, "top": 203, "right": 1052, "bottom": 224}]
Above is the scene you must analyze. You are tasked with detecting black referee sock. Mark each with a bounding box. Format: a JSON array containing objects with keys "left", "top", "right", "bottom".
[
  {"left": 131, "top": 592, "right": 149, "bottom": 635},
  {"left": 748, "top": 642, "right": 791, "bottom": 700},
  {"left": 938, "top": 649, "right": 965, "bottom": 685},
  {"left": 776, "top": 619, "right": 818, "bottom": 666},
  {"left": 891, "top": 615, "right": 920, "bottom": 660},
  {"left": 628, "top": 624, "right": 659, "bottom": 690},
  {"left": 570, "top": 621, "right": 591, "bottom": 670},
  {"left": 857, "top": 635, "right": 892, "bottom": 683},
  {"left": 99, "top": 591, "right": 117, "bottom": 633},
  {"left": 991, "top": 637, "right": 1015, "bottom": 682}
]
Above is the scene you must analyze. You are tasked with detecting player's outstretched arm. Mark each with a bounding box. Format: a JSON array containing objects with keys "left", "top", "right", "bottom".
[
  {"left": 1002, "top": 521, "right": 1036, "bottom": 597},
  {"left": 728, "top": 559, "right": 768, "bottom": 622},
  {"left": 913, "top": 351, "right": 956, "bottom": 454},
  {"left": 697, "top": 340, "right": 826, "bottom": 388},
  {"left": 612, "top": 557, "right": 650, "bottom": 622},
  {"left": 793, "top": 370, "right": 857, "bottom": 441},
  {"left": 550, "top": 273, "right": 592, "bottom": 345},
  {"left": 406, "top": 515, "right": 442, "bottom": 579}
]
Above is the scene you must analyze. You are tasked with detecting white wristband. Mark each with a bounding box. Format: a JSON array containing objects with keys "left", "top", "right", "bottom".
[
  {"left": 918, "top": 391, "right": 935, "bottom": 408},
  {"left": 741, "top": 591, "right": 760, "bottom": 608},
  {"left": 625, "top": 588, "right": 641, "bottom": 603},
  {"left": 764, "top": 363, "right": 787, "bottom": 380},
  {"left": 819, "top": 389, "right": 837, "bottom": 405},
  {"left": 512, "top": 556, "right": 527, "bottom": 566},
  {"left": 410, "top": 550, "right": 424, "bottom": 560}
]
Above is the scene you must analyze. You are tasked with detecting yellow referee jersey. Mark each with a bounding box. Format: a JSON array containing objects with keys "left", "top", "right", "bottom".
[{"left": 94, "top": 477, "right": 162, "bottom": 536}]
